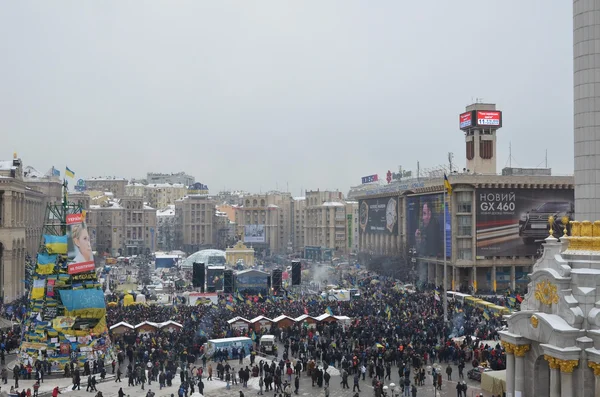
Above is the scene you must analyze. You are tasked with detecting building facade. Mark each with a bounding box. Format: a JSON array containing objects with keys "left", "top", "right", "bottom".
[
  {"left": 147, "top": 172, "right": 195, "bottom": 187},
  {"left": 156, "top": 205, "right": 175, "bottom": 251},
  {"left": 84, "top": 177, "right": 128, "bottom": 197},
  {"left": 304, "top": 190, "right": 356, "bottom": 256},
  {"left": 0, "top": 157, "right": 59, "bottom": 301},
  {"left": 235, "top": 192, "right": 293, "bottom": 256},
  {"left": 292, "top": 197, "right": 306, "bottom": 254},
  {"left": 174, "top": 195, "right": 216, "bottom": 254},
  {"left": 357, "top": 173, "right": 574, "bottom": 293},
  {"left": 87, "top": 196, "right": 157, "bottom": 256},
  {"left": 126, "top": 183, "right": 187, "bottom": 209}
]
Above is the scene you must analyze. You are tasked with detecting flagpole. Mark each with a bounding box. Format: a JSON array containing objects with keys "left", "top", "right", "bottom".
[{"left": 443, "top": 188, "right": 448, "bottom": 324}]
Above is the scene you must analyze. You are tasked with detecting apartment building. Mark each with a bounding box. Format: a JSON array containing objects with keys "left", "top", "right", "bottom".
[
  {"left": 292, "top": 197, "right": 306, "bottom": 253},
  {"left": 304, "top": 190, "right": 357, "bottom": 255},
  {"left": 85, "top": 177, "right": 128, "bottom": 197},
  {"left": 87, "top": 196, "right": 157, "bottom": 256},
  {"left": 147, "top": 172, "right": 195, "bottom": 187},
  {"left": 174, "top": 195, "right": 216, "bottom": 253},
  {"left": 126, "top": 182, "right": 187, "bottom": 209},
  {"left": 156, "top": 205, "right": 175, "bottom": 251},
  {"left": 234, "top": 192, "right": 293, "bottom": 255},
  {"left": 0, "top": 157, "right": 61, "bottom": 301}
]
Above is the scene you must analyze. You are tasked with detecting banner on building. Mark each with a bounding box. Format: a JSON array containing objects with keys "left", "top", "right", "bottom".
[
  {"left": 358, "top": 197, "right": 398, "bottom": 235},
  {"left": 244, "top": 225, "right": 265, "bottom": 243},
  {"left": 476, "top": 188, "right": 574, "bottom": 256},
  {"left": 406, "top": 193, "right": 451, "bottom": 258},
  {"left": 66, "top": 213, "right": 95, "bottom": 275},
  {"left": 347, "top": 214, "right": 353, "bottom": 248}
]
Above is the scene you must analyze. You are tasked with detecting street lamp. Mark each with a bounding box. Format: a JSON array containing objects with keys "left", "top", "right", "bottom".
[{"left": 389, "top": 382, "right": 396, "bottom": 397}]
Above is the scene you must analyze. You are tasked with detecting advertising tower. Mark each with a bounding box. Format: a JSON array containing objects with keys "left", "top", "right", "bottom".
[{"left": 459, "top": 103, "right": 502, "bottom": 174}]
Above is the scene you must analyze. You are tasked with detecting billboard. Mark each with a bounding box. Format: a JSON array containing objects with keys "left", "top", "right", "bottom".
[
  {"left": 244, "top": 225, "right": 265, "bottom": 243},
  {"left": 206, "top": 267, "right": 225, "bottom": 292},
  {"left": 476, "top": 189, "right": 574, "bottom": 256},
  {"left": 359, "top": 197, "right": 398, "bottom": 235},
  {"left": 188, "top": 182, "right": 209, "bottom": 195},
  {"left": 66, "top": 213, "right": 95, "bottom": 275},
  {"left": 406, "top": 194, "right": 451, "bottom": 258},
  {"left": 475, "top": 111, "right": 502, "bottom": 127},
  {"left": 361, "top": 174, "right": 379, "bottom": 184},
  {"left": 459, "top": 112, "right": 472, "bottom": 129}
]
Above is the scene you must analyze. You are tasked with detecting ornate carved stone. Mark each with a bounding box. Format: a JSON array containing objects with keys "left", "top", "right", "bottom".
[
  {"left": 530, "top": 315, "right": 539, "bottom": 328},
  {"left": 544, "top": 355, "right": 560, "bottom": 370},
  {"left": 513, "top": 344, "right": 530, "bottom": 357},
  {"left": 557, "top": 359, "right": 579, "bottom": 373},
  {"left": 588, "top": 361, "right": 600, "bottom": 376},
  {"left": 534, "top": 279, "right": 559, "bottom": 306},
  {"left": 501, "top": 341, "right": 515, "bottom": 355}
]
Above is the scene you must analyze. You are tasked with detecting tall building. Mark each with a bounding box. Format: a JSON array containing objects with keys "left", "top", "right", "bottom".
[
  {"left": 84, "top": 177, "right": 128, "bottom": 197},
  {"left": 126, "top": 182, "right": 187, "bottom": 209},
  {"left": 147, "top": 172, "right": 195, "bottom": 187},
  {"left": 235, "top": 192, "right": 293, "bottom": 256},
  {"left": 0, "top": 156, "right": 61, "bottom": 301},
  {"left": 574, "top": 0, "right": 600, "bottom": 221},
  {"left": 156, "top": 205, "right": 175, "bottom": 251},
  {"left": 304, "top": 190, "right": 356, "bottom": 257},
  {"left": 87, "top": 196, "right": 157, "bottom": 256},
  {"left": 356, "top": 104, "right": 574, "bottom": 291},
  {"left": 292, "top": 197, "right": 306, "bottom": 253},
  {"left": 174, "top": 195, "right": 216, "bottom": 253}
]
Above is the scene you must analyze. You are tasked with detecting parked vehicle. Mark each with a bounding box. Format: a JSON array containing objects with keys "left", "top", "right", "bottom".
[{"left": 467, "top": 366, "right": 492, "bottom": 382}]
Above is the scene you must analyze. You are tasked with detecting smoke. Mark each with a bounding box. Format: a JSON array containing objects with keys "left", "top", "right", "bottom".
[
  {"left": 310, "top": 264, "right": 334, "bottom": 289},
  {"left": 449, "top": 312, "right": 466, "bottom": 338}
]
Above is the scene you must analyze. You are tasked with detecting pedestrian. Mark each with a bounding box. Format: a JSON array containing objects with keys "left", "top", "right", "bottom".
[{"left": 353, "top": 373, "right": 361, "bottom": 392}]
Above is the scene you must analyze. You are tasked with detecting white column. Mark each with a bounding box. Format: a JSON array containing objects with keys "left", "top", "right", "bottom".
[
  {"left": 550, "top": 366, "right": 560, "bottom": 397},
  {"left": 505, "top": 348, "right": 515, "bottom": 397},
  {"left": 513, "top": 344, "right": 530, "bottom": 397},
  {"left": 558, "top": 360, "right": 577, "bottom": 397},
  {"left": 561, "top": 370, "right": 573, "bottom": 397}
]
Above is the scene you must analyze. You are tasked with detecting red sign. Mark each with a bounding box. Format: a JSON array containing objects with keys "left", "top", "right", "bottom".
[
  {"left": 459, "top": 112, "right": 472, "bottom": 129},
  {"left": 68, "top": 261, "right": 95, "bottom": 275},
  {"left": 66, "top": 213, "right": 83, "bottom": 225},
  {"left": 476, "top": 111, "right": 501, "bottom": 126}
]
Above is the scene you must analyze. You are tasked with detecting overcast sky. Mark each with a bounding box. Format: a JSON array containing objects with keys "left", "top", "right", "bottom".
[{"left": 0, "top": 1, "right": 572, "bottom": 196}]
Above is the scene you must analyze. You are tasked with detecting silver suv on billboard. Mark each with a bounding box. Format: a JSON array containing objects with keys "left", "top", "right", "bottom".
[{"left": 518, "top": 201, "right": 574, "bottom": 244}]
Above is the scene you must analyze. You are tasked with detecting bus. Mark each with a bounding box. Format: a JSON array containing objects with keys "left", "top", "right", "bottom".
[
  {"left": 203, "top": 337, "right": 253, "bottom": 360},
  {"left": 446, "top": 291, "right": 470, "bottom": 304}
]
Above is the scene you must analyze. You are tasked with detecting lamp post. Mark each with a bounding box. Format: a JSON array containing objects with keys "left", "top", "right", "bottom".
[{"left": 389, "top": 382, "right": 396, "bottom": 397}]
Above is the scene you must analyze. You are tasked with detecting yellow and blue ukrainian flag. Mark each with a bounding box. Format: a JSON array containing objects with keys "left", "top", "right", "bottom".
[
  {"left": 444, "top": 173, "right": 452, "bottom": 195},
  {"left": 65, "top": 167, "right": 75, "bottom": 178}
]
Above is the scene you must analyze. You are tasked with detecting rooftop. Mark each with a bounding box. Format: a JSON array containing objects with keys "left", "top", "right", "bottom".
[{"left": 0, "top": 160, "right": 15, "bottom": 171}]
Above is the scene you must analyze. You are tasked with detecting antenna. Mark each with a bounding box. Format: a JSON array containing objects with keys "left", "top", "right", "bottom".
[
  {"left": 448, "top": 152, "right": 454, "bottom": 173},
  {"left": 545, "top": 149, "right": 548, "bottom": 168},
  {"left": 417, "top": 161, "right": 420, "bottom": 180},
  {"left": 509, "top": 142, "right": 512, "bottom": 168}
]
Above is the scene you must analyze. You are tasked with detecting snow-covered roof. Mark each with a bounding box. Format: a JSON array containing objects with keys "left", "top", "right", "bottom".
[
  {"left": 227, "top": 317, "right": 250, "bottom": 324},
  {"left": 322, "top": 201, "right": 345, "bottom": 207},
  {"left": 157, "top": 206, "right": 175, "bottom": 217},
  {"left": 109, "top": 321, "right": 134, "bottom": 330},
  {"left": 135, "top": 321, "right": 160, "bottom": 328},
  {"left": 160, "top": 320, "right": 183, "bottom": 328},
  {"left": 294, "top": 197, "right": 306, "bottom": 201},
  {"left": 294, "top": 314, "right": 316, "bottom": 322},
  {"left": 87, "top": 177, "right": 127, "bottom": 181},
  {"left": 249, "top": 316, "right": 273, "bottom": 323},
  {"left": 23, "top": 166, "right": 44, "bottom": 178},
  {"left": 143, "top": 204, "right": 154, "bottom": 210},
  {"left": 314, "top": 314, "right": 332, "bottom": 321},
  {"left": 272, "top": 315, "right": 295, "bottom": 323},
  {"left": 183, "top": 249, "right": 226, "bottom": 267},
  {"left": 268, "top": 204, "right": 279, "bottom": 208},
  {"left": 0, "top": 161, "right": 15, "bottom": 171},
  {"left": 146, "top": 183, "right": 185, "bottom": 189}
]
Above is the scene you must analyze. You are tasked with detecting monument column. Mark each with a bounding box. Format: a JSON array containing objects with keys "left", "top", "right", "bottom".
[
  {"left": 588, "top": 361, "right": 600, "bottom": 397},
  {"left": 513, "top": 344, "right": 530, "bottom": 396},
  {"left": 558, "top": 359, "right": 578, "bottom": 397},
  {"left": 502, "top": 341, "right": 515, "bottom": 397},
  {"left": 544, "top": 355, "right": 561, "bottom": 397}
]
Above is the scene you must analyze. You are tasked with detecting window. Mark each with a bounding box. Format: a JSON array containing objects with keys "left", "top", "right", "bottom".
[
  {"left": 457, "top": 239, "right": 472, "bottom": 260},
  {"left": 466, "top": 140, "right": 474, "bottom": 160},
  {"left": 457, "top": 216, "right": 472, "bottom": 236},
  {"left": 456, "top": 191, "right": 472, "bottom": 213}
]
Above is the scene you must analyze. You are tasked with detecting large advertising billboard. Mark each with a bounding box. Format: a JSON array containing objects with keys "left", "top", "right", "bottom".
[
  {"left": 358, "top": 197, "right": 398, "bottom": 235},
  {"left": 66, "top": 213, "right": 95, "bottom": 275},
  {"left": 206, "top": 267, "right": 225, "bottom": 292},
  {"left": 244, "top": 225, "right": 265, "bottom": 243},
  {"left": 476, "top": 189, "right": 574, "bottom": 256},
  {"left": 459, "top": 112, "right": 472, "bottom": 129},
  {"left": 407, "top": 194, "right": 451, "bottom": 258},
  {"left": 475, "top": 111, "right": 502, "bottom": 127}
]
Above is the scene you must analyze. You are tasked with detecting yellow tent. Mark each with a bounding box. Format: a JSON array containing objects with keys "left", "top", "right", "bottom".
[{"left": 123, "top": 294, "right": 135, "bottom": 307}]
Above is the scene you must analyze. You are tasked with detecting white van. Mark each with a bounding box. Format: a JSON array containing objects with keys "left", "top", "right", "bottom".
[{"left": 259, "top": 335, "right": 277, "bottom": 354}]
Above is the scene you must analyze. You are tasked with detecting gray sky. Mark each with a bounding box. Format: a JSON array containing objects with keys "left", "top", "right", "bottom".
[{"left": 1, "top": 1, "right": 573, "bottom": 195}]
